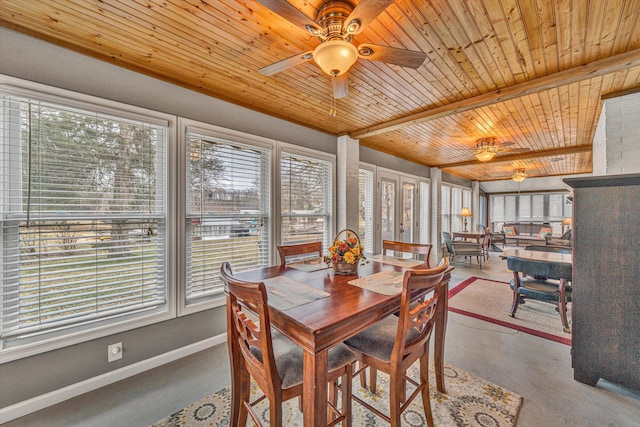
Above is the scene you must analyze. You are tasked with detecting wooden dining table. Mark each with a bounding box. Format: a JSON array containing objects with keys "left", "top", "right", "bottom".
[
  {"left": 452, "top": 231, "right": 484, "bottom": 242},
  {"left": 231, "top": 257, "right": 454, "bottom": 426}
]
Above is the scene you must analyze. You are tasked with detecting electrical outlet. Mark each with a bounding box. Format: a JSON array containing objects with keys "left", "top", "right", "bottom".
[{"left": 108, "top": 342, "right": 123, "bottom": 362}]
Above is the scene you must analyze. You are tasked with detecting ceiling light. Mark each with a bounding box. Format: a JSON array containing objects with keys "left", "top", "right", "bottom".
[
  {"left": 313, "top": 39, "right": 359, "bottom": 77},
  {"left": 475, "top": 149, "right": 497, "bottom": 162},
  {"left": 512, "top": 168, "right": 527, "bottom": 182}
]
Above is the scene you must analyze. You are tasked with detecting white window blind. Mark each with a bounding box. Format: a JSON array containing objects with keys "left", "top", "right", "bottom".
[
  {"left": 441, "top": 185, "right": 451, "bottom": 234},
  {"left": 1, "top": 93, "right": 168, "bottom": 349},
  {"left": 185, "top": 130, "right": 270, "bottom": 305},
  {"left": 280, "top": 151, "right": 332, "bottom": 249},
  {"left": 419, "top": 181, "right": 430, "bottom": 244},
  {"left": 358, "top": 168, "right": 374, "bottom": 253}
]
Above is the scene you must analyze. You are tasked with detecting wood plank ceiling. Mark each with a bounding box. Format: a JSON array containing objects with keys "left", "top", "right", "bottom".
[{"left": 2, "top": 0, "right": 640, "bottom": 182}]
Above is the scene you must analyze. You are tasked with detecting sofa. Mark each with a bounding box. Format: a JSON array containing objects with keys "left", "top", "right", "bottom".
[{"left": 498, "top": 222, "right": 553, "bottom": 246}]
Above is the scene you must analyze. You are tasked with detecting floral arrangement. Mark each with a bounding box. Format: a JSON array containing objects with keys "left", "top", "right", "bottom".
[{"left": 324, "top": 233, "right": 365, "bottom": 267}]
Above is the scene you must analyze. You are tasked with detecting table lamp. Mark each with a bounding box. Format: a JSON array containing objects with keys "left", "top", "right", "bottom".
[
  {"left": 562, "top": 217, "right": 572, "bottom": 232},
  {"left": 460, "top": 207, "right": 472, "bottom": 232}
]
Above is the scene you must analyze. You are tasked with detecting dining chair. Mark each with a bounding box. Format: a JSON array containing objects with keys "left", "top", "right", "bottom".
[
  {"left": 442, "top": 231, "right": 483, "bottom": 268},
  {"left": 360, "top": 240, "right": 433, "bottom": 389},
  {"left": 382, "top": 240, "right": 432, "bottom": 261},
  {"left": 344, "top": 258, "right": 450, "bottom": 427},
  {"left": 221, "top": 262, "right": 355, "bottom": 427},
  {"left": 507, "top": 256, "right": 572, "bottom": 332},
  {"left": 277, "top": 241, "right": 323, "bottom": 267}
]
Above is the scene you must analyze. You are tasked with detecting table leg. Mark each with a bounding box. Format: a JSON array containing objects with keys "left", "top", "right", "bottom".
[
  {"left": 303, "top": 348, "right": 329, "bottom": 426},
  {"left": 434, "top": 272, "right": 451, "bottom": 393}
]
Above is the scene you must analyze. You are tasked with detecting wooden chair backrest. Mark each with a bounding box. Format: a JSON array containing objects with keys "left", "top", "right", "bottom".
[
  {"left": 393, "top": 258, "right": 449, "bottom": 368},
  {"left": 382, "top": 240, "right": 432, "bottom": 261},
  {"left": 221, "top": 262, "right": 281, "bottom": 394},
  {"left": 277, "top": 242, "right": 323, "bottom": 266}
]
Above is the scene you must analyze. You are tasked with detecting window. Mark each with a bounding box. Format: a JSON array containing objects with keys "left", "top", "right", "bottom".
[
  {"left": 419, "top": 180, "right": 430, "bottom": 244},
  {"left": 441, "top": 185, "right": 451, "bottom": 234},
  {"left": 1, "top": 89, "right": 171, "bottom": 359},
  {"left": 184, "top": 125, "right": 271, "bottom": 308},
  {"left": 451, "top": 187, "right": 463, "bottom": 231},
  {"left": 358, "top": 167, "right": 374, "bottom": 253},
  {"left": 280, "top": 147, "right": 333, "bottom": 250}
]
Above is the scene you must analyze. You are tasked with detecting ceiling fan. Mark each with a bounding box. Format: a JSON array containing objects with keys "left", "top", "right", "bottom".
[
  {"left": 472, "top": 137, "right": 531, "bottom": 162},
  {"left": 255, "top": 0, "right": 428, "bottom": 100}
]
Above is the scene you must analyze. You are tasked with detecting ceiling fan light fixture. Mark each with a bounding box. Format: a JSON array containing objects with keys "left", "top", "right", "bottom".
[
  {"left": 474, "top": 150, "right": 496, "bottom": 162},
  {"left": 512, "top": 168, "right": 527, "bottom": 182},
  {"left": 313, "top": 39, "right": 358, "bottom": 76}
]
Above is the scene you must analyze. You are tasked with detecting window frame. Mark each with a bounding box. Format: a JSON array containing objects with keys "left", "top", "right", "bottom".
[
  {"left": 276, "top": 142, "right": 335, "bottom": 252},
  {"left": 177, "top": 119, "right": 276, "bottom": 316},
  {"left": 0, "top": 76, "right": 176, "bottom": 363}
]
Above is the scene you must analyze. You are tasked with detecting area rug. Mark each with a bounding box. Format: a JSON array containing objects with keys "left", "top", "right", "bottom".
[
  {"left": 150, "top": 361, "right": 522, "bottom": 426},
  {"left": 449, "top": 277, "right": 571, "bottom": 345}
]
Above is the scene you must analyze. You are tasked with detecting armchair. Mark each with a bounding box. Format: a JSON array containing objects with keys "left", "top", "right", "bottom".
[{"left": 443, "top": 231, "right": 483, "bottom": 268}]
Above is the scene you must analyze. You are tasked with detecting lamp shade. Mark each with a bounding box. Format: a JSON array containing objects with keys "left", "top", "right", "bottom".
[
  {"left": 313, "top": 39, "right": 359, "bottom": 76},
  {"left": 460, "top": 207, "right": 472, "bottom": 217},
  {"left": 562, "top": 217, "right": 573, "bottom": 226}
]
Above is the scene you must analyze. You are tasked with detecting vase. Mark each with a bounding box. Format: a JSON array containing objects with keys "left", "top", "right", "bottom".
[{"left": 333, "top": 261, "right": 358, "bottom": 275}]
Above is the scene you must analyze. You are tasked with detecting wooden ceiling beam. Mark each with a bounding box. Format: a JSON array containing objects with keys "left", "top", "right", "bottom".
[
  {"left": 439, "top": 146, "right": 592, "bottom": 169},
  {"left": 351, "top": 48, "right": 640, "bottom": 139}
]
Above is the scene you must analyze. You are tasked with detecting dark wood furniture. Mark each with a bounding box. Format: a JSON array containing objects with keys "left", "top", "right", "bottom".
[
  {"left": 221, "top": 262, "right": 355, "bottom": 426},
  {"left": 345, "top": 259, "right": 449, "bottom": 427},
  {"left": 506, "top": 255, "right": 573, "bottom": 332},
  {"left": 382, "top": 240, "right": 432, "bottom": 261},
  {"left": 232, "top": 259, "right": 454, "bottom": 426},
  {"left": 277, "top": 241, "right": 323, "bottom": 266},
  {"left": 565, "top": 174, "right": 640, "bottom": 391},
  {"left": 443, "top": 232, "right": 483, "bottom": 268},
  {"left": 451, "top": 231, "right": 484, "bottom": 242}
]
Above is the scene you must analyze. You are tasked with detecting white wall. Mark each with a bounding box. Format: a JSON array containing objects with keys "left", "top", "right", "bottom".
[{"left": 601, "top": 91, "right": 640, "bottom": 175}]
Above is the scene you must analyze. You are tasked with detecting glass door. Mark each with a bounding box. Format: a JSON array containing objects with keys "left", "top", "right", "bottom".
[{"left": 378, "top": 171, "right": 418, "bottom": 250}]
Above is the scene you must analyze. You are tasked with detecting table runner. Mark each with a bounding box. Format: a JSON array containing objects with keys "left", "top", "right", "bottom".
[
  {"left": 348, "top": 270, "right": 404, "bottom": 295},
  {"left": 263, "top": 276, "right": 330, "bottom": 310},
  {"left": 367, "top": 254, "right": 424, "bottom": 268}
]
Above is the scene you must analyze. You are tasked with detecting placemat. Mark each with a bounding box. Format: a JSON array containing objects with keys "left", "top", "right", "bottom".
[
  {"left": 286, "top": 258, "right": 330, "bottom": 272},
  {"left": 368, "top": 254, "right": 424, "bottom": 268},
  {"left": 263, "top": 276, "right": 330, "bottom": 310},
  {"left": 348, "top": 270, "right": 404, "bottom": 295}
]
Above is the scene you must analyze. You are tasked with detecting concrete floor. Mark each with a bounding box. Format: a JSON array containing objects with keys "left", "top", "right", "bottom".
[{"left": 6, "top": 252, "right": 640, "bottom": 427}]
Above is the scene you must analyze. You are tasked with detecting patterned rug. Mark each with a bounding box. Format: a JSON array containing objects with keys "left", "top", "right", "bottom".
[
  {"left": 151, "top": 361, "right": 522, "bottom": 426},
  {"left": 449, "top": 276, "right": 572, "bottom": 345}
]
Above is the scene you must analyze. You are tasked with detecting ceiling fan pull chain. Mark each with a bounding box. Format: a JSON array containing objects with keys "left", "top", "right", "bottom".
[{"left": 329, "top": 78, "right": 337, "bottom": 117}]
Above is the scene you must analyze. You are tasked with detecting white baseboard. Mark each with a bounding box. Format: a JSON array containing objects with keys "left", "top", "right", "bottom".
[{"left": 0, "top": 334, "right": 227, "bottom": 424}]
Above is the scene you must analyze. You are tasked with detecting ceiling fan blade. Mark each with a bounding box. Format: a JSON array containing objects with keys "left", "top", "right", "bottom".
[
  {"left": 258, "top": 51, "right": 313, "bottom": 76},
  {"left": 500, "top": 147, "right": 531, "bottom": 153},
  {"left": 344, "top": 0, "right": 394, "bottom": 35},
  {"left": 332, "top": 74, "right": 349, "bottom": 99},
  {"left": 357, "top": 43, "right": 427, "bottom": 68},
  {"left": 254, "top": 0, "right": 320, "bottom": 34}
]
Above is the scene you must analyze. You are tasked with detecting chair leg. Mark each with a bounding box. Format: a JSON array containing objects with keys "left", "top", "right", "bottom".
[
  {"left": 388, "top": 369, "right": 403, "bottom": 427},
  {"left": 509, "top": 272, "right": 520, "bottom": 317},
  {"left": 270, "top": 395, "right": 283, "bottom": 427},
  {"left": 369, "top": 366, "right": 378, "bottom": 393},
  {"left": 558, "top": 279, "right": 570, "bottom": 333},
  {"left": 420, "top": 353, "right": 435, "bottom": 427}
]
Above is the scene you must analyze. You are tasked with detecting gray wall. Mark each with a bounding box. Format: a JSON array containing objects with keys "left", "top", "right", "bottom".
[
  {"left": 0, "top": 27, "right": 435, "bottom": 408},
  {"left": 0, "top": 27, "right": 339, "bottom": 408}
]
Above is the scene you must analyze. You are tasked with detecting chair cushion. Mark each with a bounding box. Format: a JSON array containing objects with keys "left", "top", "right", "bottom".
[
  {"left": 510, "top": 278, "right": 572, "bottom": 303},
  {"left": 344, "top": 314, "right": 420, "bottom": 363},
  {"left": 251, "top": 330, "right": 355, "bottom": 389}
]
